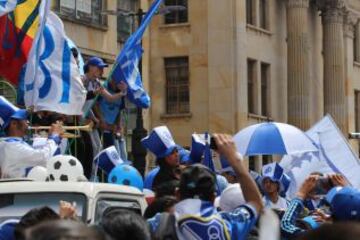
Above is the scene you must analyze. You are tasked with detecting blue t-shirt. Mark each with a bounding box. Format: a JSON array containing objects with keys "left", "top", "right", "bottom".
[
  {"left": 148, "top": 199, "right": 258, "bottom": 240},
  {"left": 98, "top": 87, "right": 124, "bottom": 125}
]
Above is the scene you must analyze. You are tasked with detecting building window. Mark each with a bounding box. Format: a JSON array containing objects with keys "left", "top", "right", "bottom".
[
  {"left": 261, "top": 63, "right": 270, "bottom": 116},
  {"left": 164, "top": 0, "right": 188, "bottom": 24},
  {"left": 117, "top": 0, "right": 138, "bottom": 42},
  {"left": 248, "top": 156, "right": 256, "bottom": 171},
  {"left": 55, "top": 0, "right": 107, "bottom": 27},
  {"left": 262, "top": 155, "right": 272, "bottom": 165},
  {"left": 355, "top": 91, "right": 360, "bottom": 132},
  {"left": 259, "top": 0, "right": 268, "bottom": 29},
  {"left": 355, "top": 24, "right": 360, "bottom": 63},
  {"left": 247, "top": 59, "right": 257, "bottom": 114},
  {"left": 355, "top": 91, "right": 360, "bottom": 156},
  {"left": 246, "top": 0, "right": 255, "bottom": 25},
  {"left": 165, "top": 57, "right": 190, "bottom": 114}
]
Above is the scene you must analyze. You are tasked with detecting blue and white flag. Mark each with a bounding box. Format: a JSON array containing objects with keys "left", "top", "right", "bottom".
[
  {"left": 190, "top": 133, "right": 206, "bottom": 163},
  {"left": 66, "top": 37, "right": 85, "bottom": 75},
  {"left": 203, "top": 133, "right": 215, "bottom": 172},
  {"left": 24, "top": 11, "right": 86, "bottom": 115},
  {"left": 112, "top": 0, "right": 163, "bottom": 109},
  {"left": 0, "top": 0, "right": 17, "bottom": 16},
  {"left": 94, "top": 146, "right": 124, "bottom": 175},
  {"left": 280, "top": 115, "right": 360, "bottom": 198}
]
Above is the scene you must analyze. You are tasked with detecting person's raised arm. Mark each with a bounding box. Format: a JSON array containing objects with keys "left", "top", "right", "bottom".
[{"left": 214, "top": 134, "right": 263, "bottom": 213}]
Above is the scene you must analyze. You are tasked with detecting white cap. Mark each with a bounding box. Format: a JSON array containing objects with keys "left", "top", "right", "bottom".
[{"left": 219, "top": 183, "right": 245, "bottom": 211}]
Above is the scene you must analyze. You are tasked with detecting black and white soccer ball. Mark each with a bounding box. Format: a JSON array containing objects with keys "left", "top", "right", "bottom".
[{"left": 47, "top": 155, "right": 84, "bottom": 182}]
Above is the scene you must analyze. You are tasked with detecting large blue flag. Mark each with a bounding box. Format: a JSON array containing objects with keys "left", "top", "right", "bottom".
[{"left": 112, "top": 0, "right": 163, "bottom": 108}]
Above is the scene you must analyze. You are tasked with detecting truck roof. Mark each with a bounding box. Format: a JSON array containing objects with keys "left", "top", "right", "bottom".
[{"left": 0, "top": 179, "right": 144, "bottom": 198}]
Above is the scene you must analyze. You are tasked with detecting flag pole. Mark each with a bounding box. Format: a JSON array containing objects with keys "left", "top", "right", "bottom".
[{"left": 30, "top": 0, "right": 50, "bottom": 111}]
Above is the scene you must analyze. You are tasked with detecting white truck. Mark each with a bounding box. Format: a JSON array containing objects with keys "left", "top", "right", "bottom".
[{"left": 0, "top": 179, "right": 147, "bottom": 224}]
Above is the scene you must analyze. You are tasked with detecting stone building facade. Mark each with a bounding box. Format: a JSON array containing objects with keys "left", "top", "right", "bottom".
[{"left": 147, "top": 0, "right": 360, "bottom": 170}]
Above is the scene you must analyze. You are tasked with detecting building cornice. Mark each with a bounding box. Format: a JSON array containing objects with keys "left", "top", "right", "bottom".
[
  {"left": 317, "top": 0, "right": 347, "bottom": 24},
  {"left": 344, "top": 12, "right": 358, "bottom": 38}
]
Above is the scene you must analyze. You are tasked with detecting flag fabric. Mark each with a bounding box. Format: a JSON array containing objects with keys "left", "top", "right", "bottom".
[
  {"left": 0, "top": 0, "right": 18, "bottom": 16},
  {"left": 112, "top": 0, "right": 163, "bottom": 109},
  {"left": 94, "top": 146, "right": 124, "bottom": 175},
  {"left": 24, "top": 11, "right": 86, "bottom": 115},
  {"left": 280, "top": 115, "right": 360, "bottom": 198},
  {"left": 190, "top": 133, "right": 206, "bottom": 163},
  {"left": 203, "top": 133, "right": 215, "bottom": 172},
  {"left": 0, "top": 0, "right": 40, "bottom": 85},
  {"left": 66, "top": 37, "right": 85, "bottom": 75}
]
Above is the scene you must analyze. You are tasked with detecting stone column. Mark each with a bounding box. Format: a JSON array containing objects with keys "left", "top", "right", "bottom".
[
  {"left": 286, "top": 0, "right": 311, "bottom": 130},
  {"left": 321, "top": 0, "right": 347, "bottom": 133}
]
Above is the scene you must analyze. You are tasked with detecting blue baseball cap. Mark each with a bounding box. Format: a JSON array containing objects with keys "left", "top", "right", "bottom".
[
  {"left": 86, "top": 57, "right": 108, "bottom": 68},
  {"left": 0, "top": 96, "right": 28, "bottom": 129},
  {"left": 329, "top": 186, "right": 360, "bottom": 221},
  {"left": 325, "top": 186, "right": 343, "bottom": 204}
]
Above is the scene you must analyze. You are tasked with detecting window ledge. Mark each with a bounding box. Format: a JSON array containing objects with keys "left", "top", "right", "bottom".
[
  {"left": 246, "top": 24, "right": 272, "bottom": 36},
  {"left": 159, "top": 22, "right": 191, "bottom": 29},
  {"left": 58, "top": 14, "right": 108, "bottom": 31},
  {"left": 248, "top": 113, "right": 272, "bottom": 121},
  {"left": 160, "top": 113, "right": 192, "bottom": 119},
  {"left": 354, "top": 61, "right": 360, "bottom": 68}
]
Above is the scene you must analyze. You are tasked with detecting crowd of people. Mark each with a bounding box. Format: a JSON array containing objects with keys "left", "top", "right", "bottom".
[{"left": 1, "top": 55, "right": 360, "bottom": 239}]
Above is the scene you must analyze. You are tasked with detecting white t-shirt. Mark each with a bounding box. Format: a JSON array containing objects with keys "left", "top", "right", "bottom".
[{"left": 262, "top": 195, "right": 288, "bottom": 210}]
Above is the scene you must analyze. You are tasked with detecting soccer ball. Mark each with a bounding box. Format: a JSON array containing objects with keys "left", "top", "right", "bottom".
[
  {"left": 108, "top": 164, "right": 143, "bottom": 191},
  {"left": 47, "top": 155, "right": 84, "bottom": 182},
  {"left": 27, "top": 166, "right": 48, "bottom": 181}
]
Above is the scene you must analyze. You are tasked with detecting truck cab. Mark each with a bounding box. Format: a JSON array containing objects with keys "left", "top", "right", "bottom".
[{"left": 0, "top": 179, "right": 147, "bottom": 224}]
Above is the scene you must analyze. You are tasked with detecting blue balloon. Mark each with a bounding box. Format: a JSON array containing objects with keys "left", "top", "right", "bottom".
[
  {"left": 144, "top": 167, "right": 160, "bottom": 189},
  {"left": 108, "top": 164, "right": 144, "bottom": 191}
]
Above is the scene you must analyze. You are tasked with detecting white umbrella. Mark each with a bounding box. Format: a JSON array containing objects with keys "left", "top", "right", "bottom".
[{"left": 233, "top": 122, "right": 318, "bottom": 156}]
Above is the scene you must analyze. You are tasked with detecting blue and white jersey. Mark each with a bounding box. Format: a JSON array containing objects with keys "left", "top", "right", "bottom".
[
  {"left": 148, "top": 199, "right": 258, "bottom": 240},
  {"left": 0, "top": 137, "right": 59, "bottom": 178}
]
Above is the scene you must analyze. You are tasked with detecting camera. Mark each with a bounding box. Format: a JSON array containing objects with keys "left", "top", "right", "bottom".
[
  {"left": 313, "top": 177, "right": 334, "bottom": 195},
  {"left": 209, "top": 136, "right": 217, "bottom": 150}
]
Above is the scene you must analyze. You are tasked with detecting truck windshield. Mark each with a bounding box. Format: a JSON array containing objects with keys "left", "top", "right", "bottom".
[
  {"left": 95, "top": 199, "right": 142, "bottom": 223},
  {"left": 0, "top": 193, "right": 87, "bottom": 223}
]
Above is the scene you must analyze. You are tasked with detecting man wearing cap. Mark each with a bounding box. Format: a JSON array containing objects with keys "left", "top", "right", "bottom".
[
  {"left": 281, "top": 174, "right": 347, "bottom": 239},
  {"left": 261, "top": 162, "right": 289, "bottom": 210},
  {"left": 141, "top": 126, "right": 181, "bottom": 195},
  {"left": 81, "top": 56, "right": 127, "bottom": 176},
  {"left": 148, "top": 134, "right": 263, "bottom": 240},
  {"left": 0, "top": 97, "right": 63, "bottom": 178}
]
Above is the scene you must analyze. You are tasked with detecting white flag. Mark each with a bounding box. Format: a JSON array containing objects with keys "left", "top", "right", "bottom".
[
  {"left": 0, "top": 0, "right": 18, "bottom": 16},
  {"left": 280, "top": 115, "right": 360, "bottom": 198},
  {"left": 24, "top": 11, "right": 86, "bottom": 115}
]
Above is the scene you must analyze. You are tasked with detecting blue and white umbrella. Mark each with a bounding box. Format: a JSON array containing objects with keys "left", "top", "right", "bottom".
[{"left": 233, "top": 122, "right": 318, "bottom": 156}]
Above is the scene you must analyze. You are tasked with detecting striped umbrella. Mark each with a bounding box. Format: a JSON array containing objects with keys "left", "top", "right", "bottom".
[{"left": 233, "top": 122, "right": 318, "bottom": 156}]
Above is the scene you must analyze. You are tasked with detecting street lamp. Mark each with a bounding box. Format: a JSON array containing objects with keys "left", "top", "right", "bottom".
[{"left": 102, "top": 4, "right": 186, "bottom": 176}]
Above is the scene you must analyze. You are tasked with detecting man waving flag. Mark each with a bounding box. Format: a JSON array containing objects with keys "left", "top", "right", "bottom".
[{"left": 111, "top": 0, "right": 163, "bottom": 109}]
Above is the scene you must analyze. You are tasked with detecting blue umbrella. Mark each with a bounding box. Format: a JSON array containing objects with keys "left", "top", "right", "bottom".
[{"left": 233, "top": 122, "right": 318, "bottom": 156}]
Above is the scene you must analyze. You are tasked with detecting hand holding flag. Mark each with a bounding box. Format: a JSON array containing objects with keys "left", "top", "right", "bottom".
[{"left": 111, "top": 0, "right": 163, "bottom": 108}]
